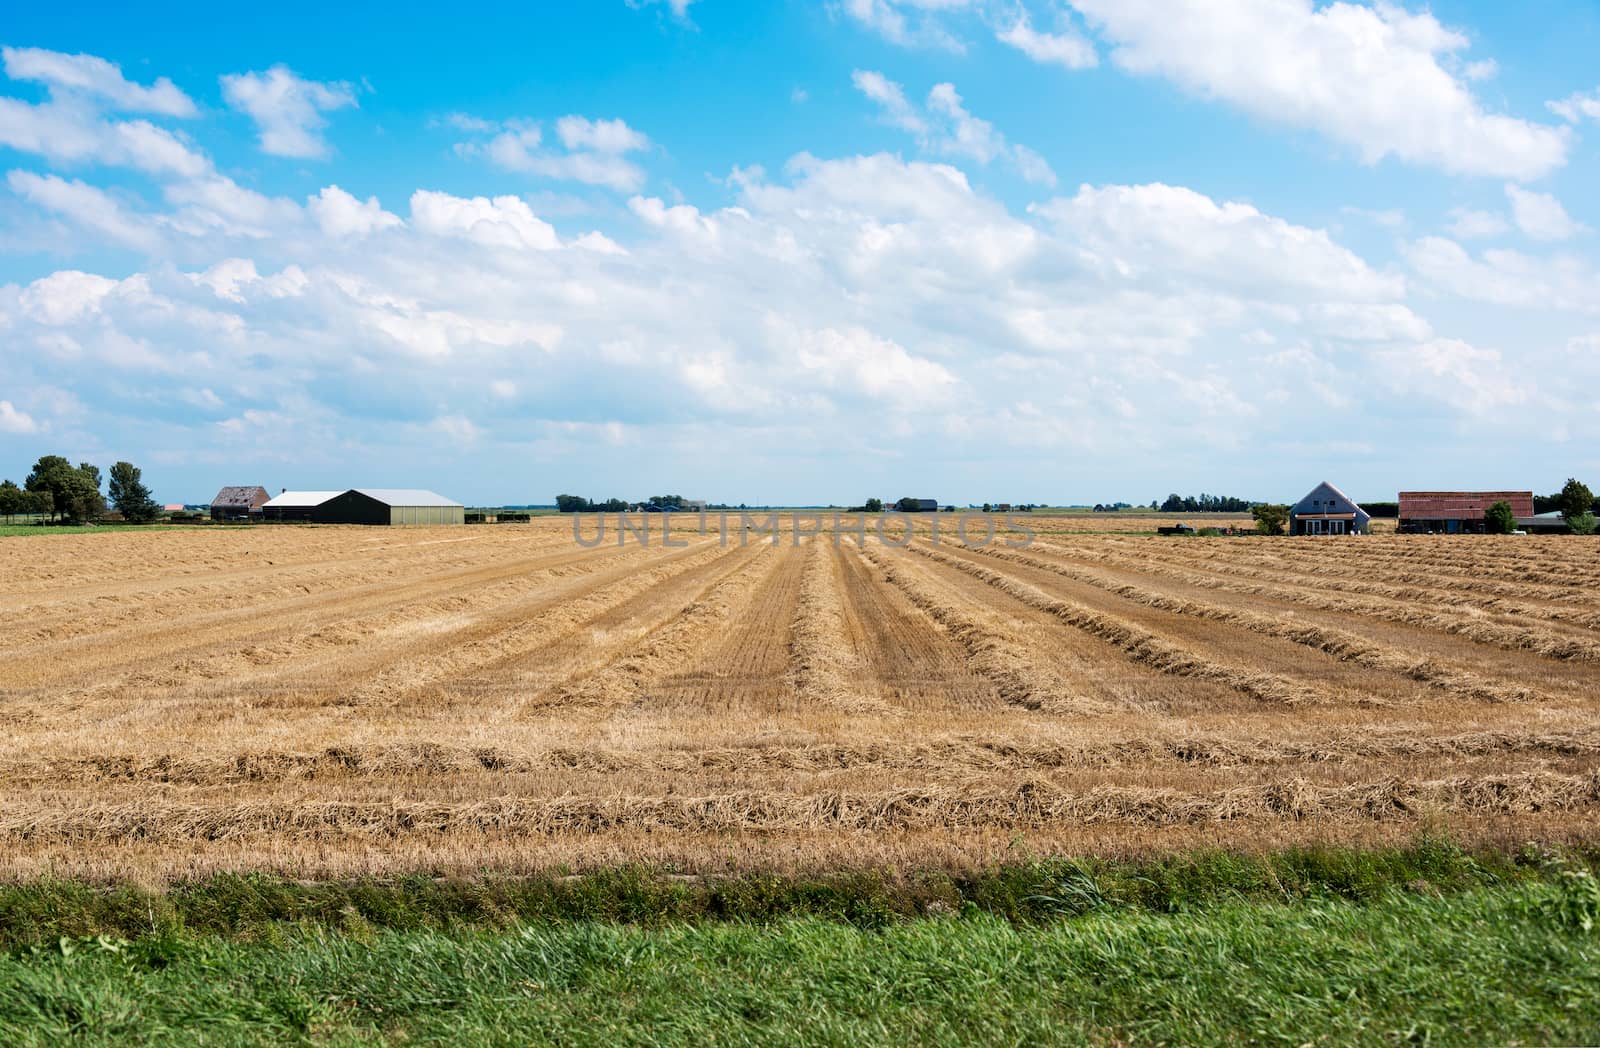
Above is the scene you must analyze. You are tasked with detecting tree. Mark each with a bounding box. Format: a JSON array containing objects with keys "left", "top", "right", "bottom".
[
  {"left": 1569, "top": 511, "right": 1597, "bottom": 536},
  {"left": 109, "top": 461, "right": 160, "bottom": 523},
  {"left": 555, "top": 494, "right": 590, "bottom": 513},
  {"left": 1558, "top": 478, "right": 1594, "bottom": 524},
  {"left": 863, "top": 498, "right": 883, "bottom": 513},
  {"left": 1484, "top": 500, "right": 1517, "bottom": 535},
  {"left": 0, "top": 479, "right": 23, "bottom": 522},
  {"left": 1251, "top": 504, "right": 1289, "bottom": 535},
  {"left": 25, "top": 455, "right": 104, "bottom": 523}
]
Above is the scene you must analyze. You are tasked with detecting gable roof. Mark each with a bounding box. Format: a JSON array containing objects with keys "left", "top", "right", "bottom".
[
  {"left": 262, "top": 490, "right": 342, "bottom": 508},
  {"left": 350, "top": 489, "right": 462, "bottom": 508},
  {"left": 1290, "top": 481, "right": 1368, "bottom": 519},
  {"left": 1399, "top": 491, "right": 1534, "bottom": 519},
  {"left": 210, "top": 485, "right": 270, "bottom": 508}
]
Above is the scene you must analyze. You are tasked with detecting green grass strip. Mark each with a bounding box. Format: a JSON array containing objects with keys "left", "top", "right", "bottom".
[
  {"left": 1, "top": 838, "right": 1592, "bottom": 947},
  {"left": 2, "top": 882, "right": 1598, "bottom": 1045}
]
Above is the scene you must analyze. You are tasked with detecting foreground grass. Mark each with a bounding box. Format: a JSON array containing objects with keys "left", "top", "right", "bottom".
[{"left": 2, "top": 883, "right": 1598, "bottom": 1045}]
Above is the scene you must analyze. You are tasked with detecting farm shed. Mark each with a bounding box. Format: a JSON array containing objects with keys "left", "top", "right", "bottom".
[
  {"left": 1289, "top": 482, "right": 1370, "bottom": 536},
  {"left": 209, "top": 486, "right": 270, "bottom": 521},
  {"left": 312, "top": 489, "right": 465, "bottom": 526},
  {"left": 1399, "top": 491, "right": 1534, "bottom": 534},
  {"left": 261, "top": 491, "right": 342, "bottom": 522}
]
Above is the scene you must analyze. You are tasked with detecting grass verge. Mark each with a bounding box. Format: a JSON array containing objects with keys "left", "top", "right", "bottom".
[
  {"left": 3, "top": 881, "right": 1598, "bottom": 1044},
  {"left": 0, "top": 838, "right": 1586, "bottom": 945}
]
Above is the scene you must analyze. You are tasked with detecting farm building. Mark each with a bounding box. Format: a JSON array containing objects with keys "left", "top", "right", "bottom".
[
  {"left": 1399, "top": 491, "right": 1534, "bottom": 534},
  {"left": 898, "top": 498, "right": 939, "bottom": 513},
  {"left": 312, "top": 489, "right": 464, "bottom": 526},
  {"left": 209, "top": 486, "right": 270, "bottom": 521},
  {"left": 261, "top": 491, "right": 342, "bottom": 522},
  {"left": 1288, "top": 482, "right": 1370, "bottom": 535}
]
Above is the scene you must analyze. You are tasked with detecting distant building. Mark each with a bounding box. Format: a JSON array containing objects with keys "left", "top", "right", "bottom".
[
  {"left": 1289, "top": 482, "right": 1370, "bottom": 536},
  {"left": 1399, "top": 491, "right": 1533, "bottom": 534},
  {"left": 682, "top": 499, "right": 708, "bottom": 512},
  {"left": 261, "top": 490, "right": 342, "bottom": 522},
  {"left": 210, "top": 486, "right": 270, "bottom": 521},
  {"left": 312, "top": 489, "right": 464, "bottom": 526},
  {"left": 897, "top": 498, "right": 938, "bottom": 513}
]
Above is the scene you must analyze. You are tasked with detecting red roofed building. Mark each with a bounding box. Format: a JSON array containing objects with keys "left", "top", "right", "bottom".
[{"left": 1399, "top": 491, "right": 1533, "bottom": 534}]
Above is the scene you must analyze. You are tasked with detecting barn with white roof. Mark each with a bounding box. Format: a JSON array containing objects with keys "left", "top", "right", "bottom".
[{"left": 312, "top": 489, "right": 465, "bottom": 526}]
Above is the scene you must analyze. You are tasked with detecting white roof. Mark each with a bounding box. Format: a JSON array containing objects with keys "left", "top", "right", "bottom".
[
  {"left": 262, "top": 490, "right": 342, "bottom": 508},
  {"left": 351, "top": 489, "right": 462, "bottom": 508}
]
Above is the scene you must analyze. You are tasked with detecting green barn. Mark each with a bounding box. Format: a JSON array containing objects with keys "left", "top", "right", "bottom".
[{"left": 312, "top": 489, "right": 465, "bottom": 526}]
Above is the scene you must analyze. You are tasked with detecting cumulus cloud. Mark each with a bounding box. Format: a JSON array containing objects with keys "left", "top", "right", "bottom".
[
  {"left": 453, "top": 115, "right": 651, "bottom": 192},
  {"left": 1404, "top": 236, "right": 1600, "bottom": 312},
  {"left": 6, "top": 169, "right": 161, "bottom": 250},
  {"left": 1505, "top": 184, "right": 1585, "bottom": 242},
  {"left": 307, "top": 185, "right": 402, "bottom": 238},
  {"left": 409, "top": 189, "right": 560, "bottom": 250},
  {"left": 840, "top": 0, "right": 973, "bottom": 51},
  {"left": 0, "top": 399, "right": 40, "bottom": 434},
  {"left": 220, "top": 65, "right": 356, "bottom": 158},
  {"left": 1446, "top": 208, "right": 1509, "bottom": 240},
  {"left": 996, "top": 10, "right": 1097, "bottom": 70},
  {"left": 853, "top": 71, "right": 1056, "bottom": 185},
  {"left": 1547, "top": 87, "right": 1600, "bottom": 124},
  {"left": 2, "top": 46, "right": 195, "bottom": 116},
  {"left": 1067, "top": 0, "right": 1569, "bottom": 179}
]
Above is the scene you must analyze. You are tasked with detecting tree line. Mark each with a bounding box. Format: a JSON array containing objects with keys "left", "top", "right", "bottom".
[
  {"left": 0, "top": 455, "right": 159, "bottom": 524},
  {"left": 1157, "top": 493, "right": 1255, "bottom": 513},
  {"left": 556, "top": 494, "right": 689, "bottom": 512}
]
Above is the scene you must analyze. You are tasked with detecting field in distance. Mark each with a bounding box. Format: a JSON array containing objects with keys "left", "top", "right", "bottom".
[{"left": 1, "top": 516, "right": 1596, "bottom": 881}]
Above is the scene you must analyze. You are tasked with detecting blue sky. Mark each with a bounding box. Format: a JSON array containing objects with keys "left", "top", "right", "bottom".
[{"left": 1, "top": 0, "right": 1598, "bottom": 505}]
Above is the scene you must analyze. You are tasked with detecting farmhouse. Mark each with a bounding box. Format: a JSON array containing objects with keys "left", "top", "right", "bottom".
[
  {"left": 1288, "top": 481, "right": 1370, "bottom": 536},
  {"left": 1399, "top": 491, "right": 1534, "bottom": 534},
  {"left": 261, "top": 490, "right": 342, "bottom": 522},
  {"left": 209, "top": 486, "right": 270, "bottom": 521},
  {"left": 312, "top": 489, "right": 465, "bottom": 526}
]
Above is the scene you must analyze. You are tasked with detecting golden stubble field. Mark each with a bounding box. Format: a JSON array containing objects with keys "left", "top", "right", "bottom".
[{"left": 1, "top": 514, "right": 1597, "bottom": 882}]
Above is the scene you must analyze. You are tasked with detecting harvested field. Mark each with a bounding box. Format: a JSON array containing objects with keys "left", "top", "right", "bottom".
[{"left": 1, "top": 518, "right": 1597, "bottom": 882}]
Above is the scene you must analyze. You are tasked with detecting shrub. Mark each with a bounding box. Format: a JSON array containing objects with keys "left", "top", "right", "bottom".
[
  {"left": 1484, "top": 500, "right": 1516, "bottom": 535},
  {"left": 1568, "top": 511, "right": 1597, "bottom": 536},
  {"left": 1251, "top": 504, "right": 1288, "bottom": 536}
]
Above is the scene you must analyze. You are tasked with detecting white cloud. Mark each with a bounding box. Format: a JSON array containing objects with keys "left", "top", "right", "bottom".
[
  {"left": 454, "top": 115, "right": 651, "bottom": 192},
  {"left": 1, "top": 145, "right": 1586, "bottom": 494},
  {"left": 1068, "top": 0, "right": 1569, "bottom": 179},
  {"left": 7, "top": 169, "right": 161, "bottom": 250},
  {"left": 1505, "top": 184, "right": 1585, "bottom": 242},
  {"left": 850, "top": 71, "right": 925, "bottom": 133},
  {"left": 0, "top": 399, "right": 40, "bottom": 434},
  {"left": 555, "top": 116, "right": 650, "bottom": 154},
  {"left": 1405, "top": 236, "right": 1600, "bottom": 312},
  {"left": 220, "top": 65, "right": 356, "bottom": 158},
  {"left": 410, "top": 189, "right": 560, "bottom": 250},
  {"left": 162, "top": 175, "right": 302, "bottom": 239},
  {"left": 0, "top": 98, "right": 210, "bottom": 177},
  {"left": 626, "top": 0, "right": 696, "bottom": 18},
  {"left": 307, "top": 184, "right": 402, "bottom": 238},
  {"left": 840, "top": 0, "right": 973, "bottom": 51},
  {"left": 1547, "top": 87, "right": 1600, "bottom": 124},
  {"left": 853, "top": 72, "right": 1056, "bottom": 185},
  {"left": 1036, "top": 182, "right": 1402, "bottom": 301},
  {"left": 1446, "top": 208, "right": 1509, "bottom": 240},
  {"left": 996, "top": 11, "right": 1097, "bottom": 70},
  {"left": 2, "top": 46, "right": 195, "bottom": 116}
]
